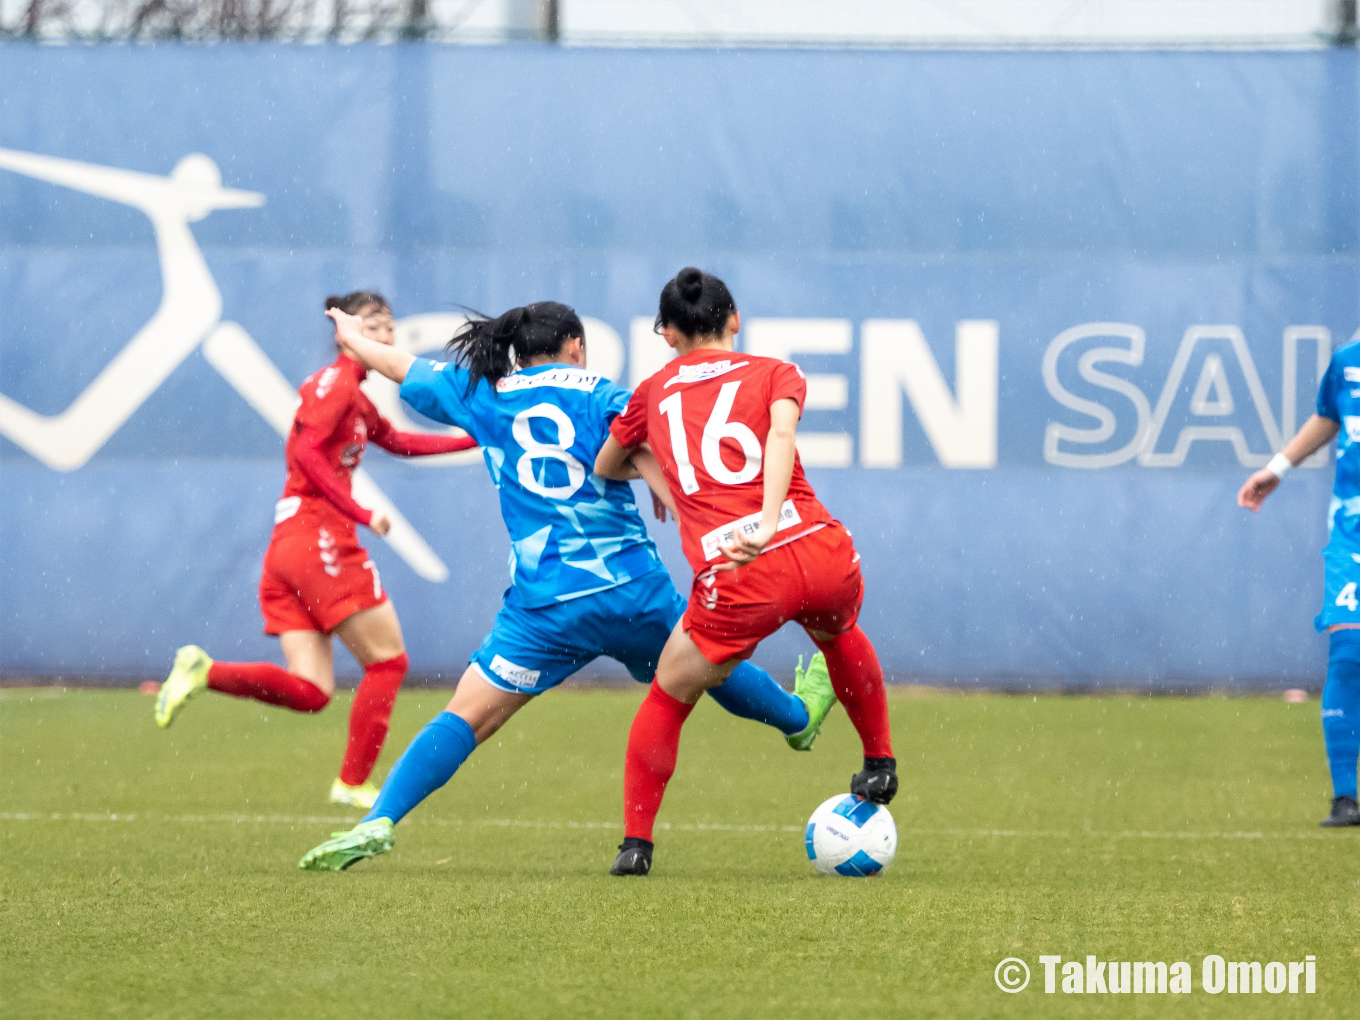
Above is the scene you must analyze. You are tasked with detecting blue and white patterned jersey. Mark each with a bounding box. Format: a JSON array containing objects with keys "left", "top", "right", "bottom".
[
  {"left": 400, "top": 358, "right": 663, "bottom": 608},
  {"left": 1317, "top": 338, "right": 1360, "bottom": 556}
]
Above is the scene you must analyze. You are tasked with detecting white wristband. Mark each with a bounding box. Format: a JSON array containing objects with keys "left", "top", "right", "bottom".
[{"left": 1266, "top": 452, "right": 1294, "bottom": 479}]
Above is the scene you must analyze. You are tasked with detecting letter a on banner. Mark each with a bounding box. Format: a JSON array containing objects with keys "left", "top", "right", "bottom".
[{"left": 1141, "top": 326, "right": 1283, "bottom": 467}]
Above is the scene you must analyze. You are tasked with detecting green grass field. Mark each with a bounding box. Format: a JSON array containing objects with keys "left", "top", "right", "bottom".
[{"left": 2, "top": 685, "right": 1357, "bottom": 1019}]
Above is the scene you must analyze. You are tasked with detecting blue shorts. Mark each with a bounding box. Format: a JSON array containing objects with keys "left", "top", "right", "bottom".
[
  {"left": 1316, "top": 549, "right": 1360, "bottom": 632},
  {"left": 469, "top": 568, "right": 686, "bottom": 695}
]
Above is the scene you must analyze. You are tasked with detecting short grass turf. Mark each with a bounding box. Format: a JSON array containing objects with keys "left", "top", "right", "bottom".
[{"left": 1, "top": 686, "right": 1357, "bottom": 1020}]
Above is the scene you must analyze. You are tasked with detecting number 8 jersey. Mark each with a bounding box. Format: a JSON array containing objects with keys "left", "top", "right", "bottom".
[
  {"left": 610, "top": 348, "right": 835, "bottom": 575},
  {"left": 400, "top": 358, "right": 664, "bottom": 608}
]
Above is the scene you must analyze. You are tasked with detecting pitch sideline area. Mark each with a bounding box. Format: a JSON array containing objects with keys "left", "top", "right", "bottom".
[{"left": 2, "top": 687, "right": 1356, "bottom": 1018}]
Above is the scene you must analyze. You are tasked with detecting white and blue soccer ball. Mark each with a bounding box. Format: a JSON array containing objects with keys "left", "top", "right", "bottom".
[{"left": 805, "top": 794, "right": 897, "bottom": 876}]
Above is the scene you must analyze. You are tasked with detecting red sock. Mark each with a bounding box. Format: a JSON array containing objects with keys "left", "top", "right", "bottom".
[
  {"left": 812, "top": 626, "right": 894, "bottom": 758},
  {"left": 623, "top": 683, "right": 696, "bottom": 841},
  {"left": 338, "top": 653, "right": 408, "bottom": 786},
  {"left": 207, "top": 662, "right": 330, "bottom": 713}
]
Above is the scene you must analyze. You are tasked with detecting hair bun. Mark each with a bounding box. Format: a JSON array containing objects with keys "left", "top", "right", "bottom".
[
  {"left": 677, "top": 267, "right": 704, "bottom": 303},
  {"left": 324, "top": 295, "right": 345, "bottom": 310}
]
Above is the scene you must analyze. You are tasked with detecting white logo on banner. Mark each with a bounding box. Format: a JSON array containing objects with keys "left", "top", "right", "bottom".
[
  {"left": 0, "top": 148, "right": 454, "bottom": 582},
  {"left": 1042, "top": 322, "right": 1355, "bottom": 470}
]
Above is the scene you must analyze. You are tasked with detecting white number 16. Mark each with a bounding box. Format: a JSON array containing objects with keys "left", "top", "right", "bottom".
[{"left": 657, "top": 381, "right": 762, "bottom": 495}]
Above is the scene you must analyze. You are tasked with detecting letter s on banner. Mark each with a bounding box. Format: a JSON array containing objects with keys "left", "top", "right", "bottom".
[{"left": 1042, "top": 322, "right": 1152, "bottom": 469}]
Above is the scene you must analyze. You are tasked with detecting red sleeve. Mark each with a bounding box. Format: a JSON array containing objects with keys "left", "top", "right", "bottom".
[
  {"left": 367, "top": 412, "right": 477, "bottom": 456},
  {"left": 295, "top": 368, "right": 354, "bottom": 434},
  {"left": 293, "top": 426, "right": 373, "bottom": 526},
  {"left": 609, "top": 377, "right": 652, "bottom": 449},
  {"left": 768, "top": 360, "right": 807, "bottom": 415}
]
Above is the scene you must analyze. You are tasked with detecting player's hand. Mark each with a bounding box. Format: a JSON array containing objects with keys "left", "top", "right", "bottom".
[
  {"left": 325, "top": 307, "right": 366, "bottom": 354},
  {"left": 368, "top": 510, "right": 392, "bottom": 536},
  {"left": 716, "top": 522, "right": 776, "bottom": 570},
  {"left": 1237, "top": 469, "right": 1280, "bottom": 513},
  {"left": 651, "top": 490, "right": 669, "bottom": 523}
]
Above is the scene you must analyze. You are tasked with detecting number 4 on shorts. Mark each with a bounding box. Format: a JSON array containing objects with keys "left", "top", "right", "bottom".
[{"left": 1337, "top": 582, "right": 1358, "bottom": 611}]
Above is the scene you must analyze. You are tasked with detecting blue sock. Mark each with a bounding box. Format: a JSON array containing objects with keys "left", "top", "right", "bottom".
[
  {"left": 1324, "top": 632, "right": 1360, "bottom": 801},
  {"left": 363, "top": 711, "right": 477, "bottom": 824},
  {"left": 707, "top": 661, "right": 809, "bottom": 736}
]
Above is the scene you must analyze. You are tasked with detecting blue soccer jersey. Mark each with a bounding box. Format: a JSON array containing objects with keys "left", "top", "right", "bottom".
[
  {"left": 1317, "top": 339, "right": 1360, "bottom": 555},
  {"left": 400, "top": 358, "right": 663, "bottom": 608}
]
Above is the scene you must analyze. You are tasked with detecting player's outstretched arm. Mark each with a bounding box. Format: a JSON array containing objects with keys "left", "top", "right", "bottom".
[
  {"left": 368, "top": 417, "right": 477, "bottom": 458},
  {"left": 325, "top": 308, "right": 416, "bottom": 383},
  {"left": 719, "top": 398, "right": 799, "bottom": 567},
  {"left": 594, "top": 434, "right": 636, "bottom": 481},
  {"left": 292, "top": 426, "right": 391, "bottom": 535},
  {"left": 1238, "top": 414, "right": 1339, "bottom": 512}
]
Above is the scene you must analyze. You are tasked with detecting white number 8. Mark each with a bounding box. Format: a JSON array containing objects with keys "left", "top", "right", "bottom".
[{"left": 512, "top": 403, "right": 586, "bottom": 499}]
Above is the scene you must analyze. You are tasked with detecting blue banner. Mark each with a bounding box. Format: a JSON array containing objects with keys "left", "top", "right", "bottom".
[{"left": 2, "top": 45, "right": 1357, "bottom": 684}]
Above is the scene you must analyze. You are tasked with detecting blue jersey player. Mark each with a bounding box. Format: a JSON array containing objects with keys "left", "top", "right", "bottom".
[
  {"left": 1239, "top": 337, "right": 1360, "bottom": 827},
  {"left": 299, "top": 301, "right": 838, "bottom": 870}
]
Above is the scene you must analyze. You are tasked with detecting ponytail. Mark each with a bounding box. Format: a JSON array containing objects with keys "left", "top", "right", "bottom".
[
  {"left": 445, "top": 301, "right": 584, "bottom": 393},
  {"left": 655, "top": 267, "right": 736, "bottom": 339}
]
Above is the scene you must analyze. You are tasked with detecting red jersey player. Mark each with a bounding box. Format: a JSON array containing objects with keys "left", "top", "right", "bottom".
[
  {"left": 154, "top": 291, "right": 477, "bottom": 809},
  {"left": 595, "top": 267, "right": 896, "bottom": 876}
]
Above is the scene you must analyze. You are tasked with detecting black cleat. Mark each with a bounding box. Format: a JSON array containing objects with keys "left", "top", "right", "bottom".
[
  {"left": 850, "top": 756, "right": 898, "bottom": 805},
  {"left": 609, "top": 837, "right": 653, "bottom": 876},
  {"left": 1319, "top": 795, "right": 1360, "bottom": 828}
]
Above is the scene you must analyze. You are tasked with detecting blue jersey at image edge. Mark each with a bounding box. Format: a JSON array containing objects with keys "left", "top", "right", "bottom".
[{"left": 1317, "top": 338, "right": 1360, "bottom": 557}]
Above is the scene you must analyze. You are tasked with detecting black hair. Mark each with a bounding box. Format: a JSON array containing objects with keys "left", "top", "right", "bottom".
[
  {"left": 445, "top": 301, "right": 584, "bottom": 393},
  {"left": 324, "top": 290, "right": 391, "bottom": 316},
  {"left": 655, "top": 267, "right": 737, "bottom": 339}
]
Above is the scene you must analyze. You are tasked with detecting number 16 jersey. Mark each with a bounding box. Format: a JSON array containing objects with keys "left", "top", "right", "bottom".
[{"left": 610, "top": 348, "right": 835, "bottom": 575}]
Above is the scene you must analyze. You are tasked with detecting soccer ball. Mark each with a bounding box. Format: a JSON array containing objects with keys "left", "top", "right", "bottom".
[{"left": 804, "top": 794, "right": 897, "bottom": 876}]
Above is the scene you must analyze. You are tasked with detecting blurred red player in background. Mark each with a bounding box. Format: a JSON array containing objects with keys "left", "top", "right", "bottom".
[{"left": 154, "top": 290, "right": 477, "bottom": 808}]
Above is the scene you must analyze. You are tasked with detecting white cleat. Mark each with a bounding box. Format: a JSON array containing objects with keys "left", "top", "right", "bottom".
[{"left": 329, "top": 778, "right": 380, "bottom": 810}]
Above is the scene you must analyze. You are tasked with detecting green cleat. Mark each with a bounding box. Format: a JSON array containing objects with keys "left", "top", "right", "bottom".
[
  {"left": 155, "top": 645, "right": 212, "bottom": 729},
  {"left": 329, "top": 778, "right": 381, "bottom": 810},
  {"left": 298, "top": 818, "right": 394, "bottom": 872},
  {"left": 786, "top": 652, "right": 837, "bottom": 751}
]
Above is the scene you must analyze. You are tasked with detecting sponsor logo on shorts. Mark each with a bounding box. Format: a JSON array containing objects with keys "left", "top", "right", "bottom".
[
  {"left": 1345, "top": 367, "right": 1360, "bottom": 382},
  {"left": 488, "top": 654, "right": 541, "bottom": 688},
  {"left": 663, "top": 359, "right": 749, "bottom": 388},
  {"left": 699, "top": 500, "right": 803, "bottom": 561},
  {"left": 1346, "top": 416, "right": 1360, "bottom": 443}
]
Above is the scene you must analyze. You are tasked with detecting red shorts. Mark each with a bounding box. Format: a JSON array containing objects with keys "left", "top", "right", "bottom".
[
  {"left": 258, "top": 523, "right": 387, "bottom": 635},
  {"left": 682, "top": 522, "right": 863, "bottom": 664}
]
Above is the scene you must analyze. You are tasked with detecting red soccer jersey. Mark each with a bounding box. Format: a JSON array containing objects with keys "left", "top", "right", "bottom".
[
  {"left": 274, "top": 353, "right": 474, "bottom": 539},
  {"left": 610, "top": 348, "right": 834, "bottom": 574}
]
